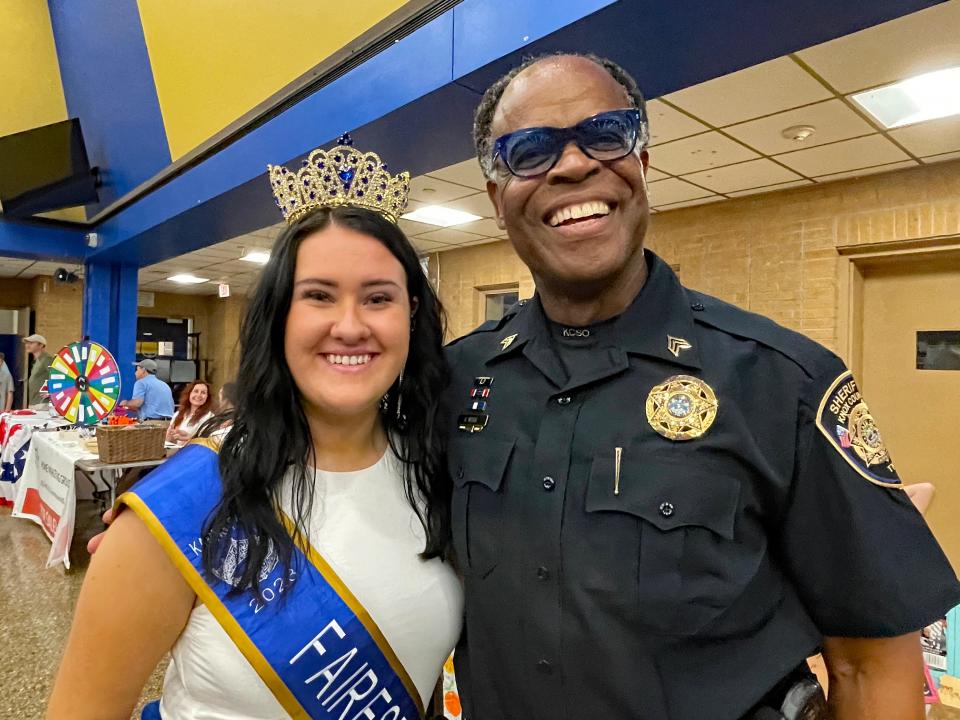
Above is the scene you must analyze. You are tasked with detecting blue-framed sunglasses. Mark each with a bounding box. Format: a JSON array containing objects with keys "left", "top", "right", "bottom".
[{"left": 492, "top": 108, "right": 648, "bottom": 178}]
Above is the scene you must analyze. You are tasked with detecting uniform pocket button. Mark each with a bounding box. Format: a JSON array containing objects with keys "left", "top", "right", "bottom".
[
  {"left": 536, "top": 566, "right": 549, "bottom": 580},
  {"left": 557, "top": 396, "right": 571, "bottom": 405},
  {"left": 659, "top": 501, "right": 675, "bottom": 517},
  {"left": 542, "top": 476, "right": 556, "bottom": 491},
  {"left": 537, "top": 659, "right": 553, "bottom": 674}
]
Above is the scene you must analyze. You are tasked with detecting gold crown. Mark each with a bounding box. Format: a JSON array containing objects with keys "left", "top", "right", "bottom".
[{"left": 268, "top": 134, "right": 411, "bottom": 225}]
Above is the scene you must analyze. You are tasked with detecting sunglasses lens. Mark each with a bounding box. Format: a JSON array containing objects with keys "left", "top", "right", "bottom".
[
  {"left": 503, "top": 130, "right": 560, "bottom": 177},
  {"left": 580, "top": 112, "right": 637, "bottom": 160}
]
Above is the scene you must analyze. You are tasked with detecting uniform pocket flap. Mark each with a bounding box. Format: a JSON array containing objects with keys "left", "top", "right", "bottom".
[
  {"left": 586, "top": 454, "right": 740, "bottom": 540},
  {"left": 448, "top": 437, "right": 516, "bottom": 492}
]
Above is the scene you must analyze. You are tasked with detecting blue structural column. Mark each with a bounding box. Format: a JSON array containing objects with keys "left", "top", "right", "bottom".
[{"left": 82, "top": 262, "right": 139, "bottom": 400}]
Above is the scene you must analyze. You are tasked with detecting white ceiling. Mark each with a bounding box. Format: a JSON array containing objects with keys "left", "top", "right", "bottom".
[{"left": 4, "top": 1, "right": 958, "bottom": 295}]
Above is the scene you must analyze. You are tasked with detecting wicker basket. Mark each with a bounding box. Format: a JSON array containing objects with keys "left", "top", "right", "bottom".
[{"left": 96, "top": 423, "right": 167, "bottom": 463}]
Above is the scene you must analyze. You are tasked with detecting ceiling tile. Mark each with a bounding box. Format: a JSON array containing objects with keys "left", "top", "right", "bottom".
[
  {"left": 426, "top": 158, "right": 487, "bottom": 191},
  {"left": 408, "top": 175, "right": 477, "bottom": 204},
  {"left": 455, "top": 218, "right": 505, "bottom": 237},
  {"left": 444, "top": 192, "right": 496, "bottom": 218},
  {"left": 923, "top": 150, "right": 960, "bottom": 164},
  {"left": 724, "top": 99, "right": 877, "bottom": 155},
  {"left": 796, "top": 2, "right": 960, "bottom": 94},
  {"left": 398, "top": 218, "right": 438, "bottom": 237},
  {"left": 444, "top": 237, "right": 504, "bottom": 250},
  {"left": 682, "top": 158, "right": 803, "bottom": 194},
  {"left": 411, "top": 238, "right": 453, "bottom": 254},
  {"left": 654, "top": 196, "right": 725, "bottom": 212},
  {"left": 727, "top": 179, "right": 814, "bottom": 197},
  {"left": 663, "top": 57, "right": 832, "bottom": 128},
  {"left": 888, "top": 115, "right": 960, "bottom": 158},
  {"left": 649, "top": 131, "right": 759, "bottom": 175},
  {"left": 812, "top": 159, "right": 918, "bottom": 182},
  {"left": 646, "top": 99, "right": 710, "bottom": 146},
  {"left": 646, "top": 166, "right": 670, "bottom": 181},
  {"left": 774, "top": 134, "right": 910, "bottom": 176},
  {"left": 648, "top": 178, "right": 716, "bottom": 206},
  {"left": 416, "top": 228, "right": 486, "bottom": 245}
]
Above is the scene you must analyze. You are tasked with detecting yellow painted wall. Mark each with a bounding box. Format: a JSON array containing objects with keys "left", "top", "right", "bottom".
[
  {"left": 0, "top": 1, "right": 67, "bottom": 138},
  {"left": 137, "top": 0, "right": 411, "bottom": 160}
]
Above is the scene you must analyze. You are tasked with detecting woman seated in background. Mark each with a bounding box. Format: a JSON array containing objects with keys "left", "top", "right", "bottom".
[
  {"left": 217, "top": 381, "right": 237, "bottom": 412},
  {"left": 165, "top": 380, "right": 215, "bottom": 446}
]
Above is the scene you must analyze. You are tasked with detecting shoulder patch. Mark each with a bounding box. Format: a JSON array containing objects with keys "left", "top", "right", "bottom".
[{"left": 816, "top": 371, "right": 901, "bottom": 487}]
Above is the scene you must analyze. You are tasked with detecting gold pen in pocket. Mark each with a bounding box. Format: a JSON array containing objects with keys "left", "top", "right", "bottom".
[{"left": 614, "top": 446, "right": 622, "bottom": 496}]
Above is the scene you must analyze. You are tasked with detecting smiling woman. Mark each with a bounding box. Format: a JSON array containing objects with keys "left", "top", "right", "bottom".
[{"left": 46, "top": 140, "right": 463, "bottom": 720}]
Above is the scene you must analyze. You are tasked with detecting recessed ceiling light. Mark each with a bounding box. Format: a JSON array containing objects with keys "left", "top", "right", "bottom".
[
  {"left": 168, "top": 274, "right": 209, "bottom": 285},
  {"left": 401, "top": 205, "right": 483, "bottom": 227},
  {"left": 851, "top": 66, "right": 960, "bottom": 129},
  {"left": 241, "top": 250, "right": 270, "bottom": 264}
]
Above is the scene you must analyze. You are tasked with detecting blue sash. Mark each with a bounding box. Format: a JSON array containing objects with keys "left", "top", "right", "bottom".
[{"left": 121, "top": 440, "right": 424, "bottom": 720}]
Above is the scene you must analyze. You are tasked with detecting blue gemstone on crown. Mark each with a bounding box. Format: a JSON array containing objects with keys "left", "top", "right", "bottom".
[{"left": 338, "top": 167, "right": 356, "bottom": 190}]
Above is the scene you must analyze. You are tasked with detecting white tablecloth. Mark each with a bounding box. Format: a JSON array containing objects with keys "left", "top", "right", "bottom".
[{"left": 12, "top": 430, "right": 97, "bottom": 569}]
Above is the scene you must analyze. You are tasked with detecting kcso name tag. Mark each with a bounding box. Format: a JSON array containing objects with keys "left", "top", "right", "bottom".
[{"left": 816, "top": 371, "right": 900, "bottom": 486}]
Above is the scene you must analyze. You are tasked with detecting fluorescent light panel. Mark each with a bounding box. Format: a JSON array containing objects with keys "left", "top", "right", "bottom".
[
  {"left": 851, "top": 66, "right": 960, "bottom": 129},
  {"left": 401, "top": 205, "right": 482, "bottom": 227},
  {"left": 167, "top": 274, "right": 209, "bottom": 285},
  {"left": 241, "top": 250, "right": 270, "bottom": 264}
]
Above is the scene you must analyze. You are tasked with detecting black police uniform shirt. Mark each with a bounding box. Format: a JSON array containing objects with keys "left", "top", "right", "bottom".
[{"left": 442, "top": 250, "right": 960, "bottom": 720}]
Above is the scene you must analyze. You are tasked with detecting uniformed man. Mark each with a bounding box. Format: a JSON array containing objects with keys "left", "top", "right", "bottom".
[{"left": 443, "top": 53, "right": 960, "bottom": 720}]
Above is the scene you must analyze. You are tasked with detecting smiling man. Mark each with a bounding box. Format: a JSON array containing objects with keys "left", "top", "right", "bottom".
[{"left": 442, "top": 54, "right": 960, "bottom": 720}]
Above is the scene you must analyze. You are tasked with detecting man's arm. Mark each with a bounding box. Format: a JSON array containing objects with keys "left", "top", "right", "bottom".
[
  {"left": 121, "top": 397, "right": 145, "bottom": 410},
  {"left": 4, "top": 389, "right": 12, "bottom": 412},
  {"left": 822, "top": 633, "right": 924, "bottom": 720}
]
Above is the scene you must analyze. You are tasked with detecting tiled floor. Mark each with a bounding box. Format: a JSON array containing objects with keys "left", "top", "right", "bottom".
[{"left": 0, "top": 502, "right": 164, "bottom": 719}]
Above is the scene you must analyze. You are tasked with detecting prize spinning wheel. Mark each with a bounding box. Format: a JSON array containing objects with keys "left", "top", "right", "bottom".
[{"left": 47, "top": 341, "right": 122, "bottom": 425}]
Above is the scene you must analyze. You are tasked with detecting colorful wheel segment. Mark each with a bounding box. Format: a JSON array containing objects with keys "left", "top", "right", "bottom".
[{"left": 47, "top": 341, "right": 122, "bottom": 425}]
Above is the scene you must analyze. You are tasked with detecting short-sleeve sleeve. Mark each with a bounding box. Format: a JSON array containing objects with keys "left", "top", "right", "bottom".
[
  {"left": 777, "top": 353, "right": 960, "bottom": 637},
  {"left": 132, "top": 378, "right": 147, "bottom": 401}
]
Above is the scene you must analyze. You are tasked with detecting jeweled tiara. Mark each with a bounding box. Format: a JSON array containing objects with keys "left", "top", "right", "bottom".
[{"left": 268, "top": 134, "right": 411, "bottom": 225}]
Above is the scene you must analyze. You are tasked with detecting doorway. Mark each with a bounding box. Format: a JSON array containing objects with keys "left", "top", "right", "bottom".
[{"left": 850, "top": 245, "right": 960, "bottom": 569}]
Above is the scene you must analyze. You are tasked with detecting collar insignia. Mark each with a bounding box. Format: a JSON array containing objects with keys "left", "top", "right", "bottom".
[{"left": 667, "top": 335, "right": 693, "bottom": 357}]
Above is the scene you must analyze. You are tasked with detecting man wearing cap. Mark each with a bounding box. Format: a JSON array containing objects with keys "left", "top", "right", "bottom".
[
  {"left": 22, "top": 334, "right": 54, "bottom": 408},
  {"left": 120, "top": 359, "right": 174, "bottom": 421}
]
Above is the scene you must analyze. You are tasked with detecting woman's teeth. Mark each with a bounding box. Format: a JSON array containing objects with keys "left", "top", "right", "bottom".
[{"left": 325, "top": 354, "right": 371, "bottom": 366}]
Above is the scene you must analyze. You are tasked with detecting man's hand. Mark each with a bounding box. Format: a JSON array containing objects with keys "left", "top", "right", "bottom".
[
  {"left": 823, "top": 632, "right": 925, "bottom": 720},
  {"left": 86, "top": 508, "right": 114, "bottom": 554}
]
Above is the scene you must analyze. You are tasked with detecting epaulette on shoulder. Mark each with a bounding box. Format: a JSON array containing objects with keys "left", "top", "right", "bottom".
[
  {"left": 446, "top": 299, "right": 526, "bottom": 347},
  {"left": 687, "top": 289, "right": 835, "bottom": 377}
]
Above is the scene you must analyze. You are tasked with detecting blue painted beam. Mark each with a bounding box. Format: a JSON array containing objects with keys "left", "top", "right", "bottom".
[
  {"left": 83, "top": 261, "right": 138, "bottom": 397},
  {"left": 48, "top": 0, "right": 170, "bottom": 216},
  {"left": 0, "top": 219, "right": 86, "bottom": 261}
]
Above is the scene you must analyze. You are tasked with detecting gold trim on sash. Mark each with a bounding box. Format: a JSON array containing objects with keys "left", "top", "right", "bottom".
[
  {"left": 116, "top": 492, "right": 311, "bottom": 720},
  {"left": 279, "top": 512, "right": 426, "bottom": 718}
]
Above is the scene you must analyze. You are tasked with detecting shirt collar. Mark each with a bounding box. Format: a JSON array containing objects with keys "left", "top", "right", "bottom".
[{"left": 483, "top": 250, "right": 701, "bottom": 373}]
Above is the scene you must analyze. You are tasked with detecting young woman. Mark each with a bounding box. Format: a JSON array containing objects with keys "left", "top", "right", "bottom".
[
  {"left": 165, "top": 380, "right": 215, "bottom": 446},
  {"left": 47, "top": 145, "right": 463, "bottom": 719}
]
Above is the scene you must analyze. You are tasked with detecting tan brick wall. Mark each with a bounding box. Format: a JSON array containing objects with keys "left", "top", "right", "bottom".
[
  {"left": 205, "top": 294, "right": 247, "bottom": 389},
  {"left": 30, "top": 276, "right": 84, "bottom": 353},
  {"left": 432, "top": 159, "right": 960, "bottom": 351},
  {"left": 0, "top": 278, "right": 32, "bottom": 309}
]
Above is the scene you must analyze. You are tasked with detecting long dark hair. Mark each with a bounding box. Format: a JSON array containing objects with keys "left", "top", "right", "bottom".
[{"left": 199, "top": 206, "right": 450, "bottom": 597}]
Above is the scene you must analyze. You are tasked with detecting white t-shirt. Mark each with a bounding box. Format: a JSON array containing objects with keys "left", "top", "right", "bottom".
[
  {"left": 168, "top": 411, "right": 215, "bottom": 445},
  {"left": 158, "top": 450, "right": 464, "bottom": 719}
]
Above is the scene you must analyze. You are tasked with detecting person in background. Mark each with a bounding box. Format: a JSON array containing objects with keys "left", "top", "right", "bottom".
[
  {"left": 165, "top": 380, "right": 215, "bottom": 446},
  {"left": 22, "top": 334, "right": 53, "bottom": 407},
  {"left": 120, "top": 359, "right": 175, "bottom": 421},
  {"left": 0, "top": 352, "right": 14, "bottom": 412},
  {"left": 217, "top": 381, "right": 237, "bottom": 412}
]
